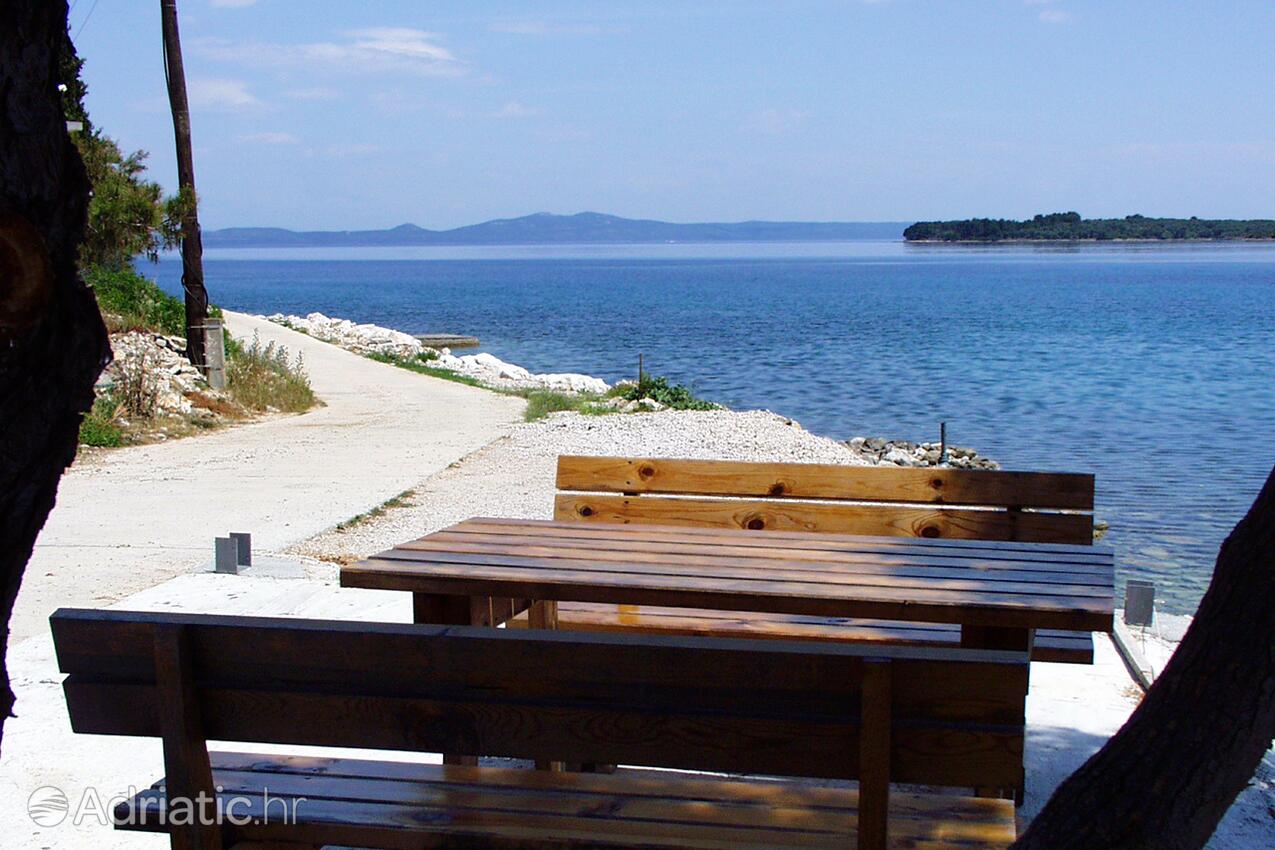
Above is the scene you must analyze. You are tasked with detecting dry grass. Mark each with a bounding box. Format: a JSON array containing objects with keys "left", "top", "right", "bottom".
[
  {"left": 335, "top": 489, "right": 418, "bottom": 532},
  {"left": 226, "top": 334, "right": 317, "bottom": 413}
]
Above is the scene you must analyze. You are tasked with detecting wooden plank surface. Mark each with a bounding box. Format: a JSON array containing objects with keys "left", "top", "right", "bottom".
[
  {"left": 441, "top": 520, "right": 1113, "bottom": 565},
  {"left": 555, "top": 494, "right": 1095, "bottom": 544},
  {"left": 556, "top": 455, "right": 1095, "bottom": 509},
  {"left": 115, "top": 754, "right": 1018, "bottom": 848},
  {"left": 343, "top": 518, "right": 1114, "bottom": 632},
  {"left": 54, "top": 609, "right": 1028, "bottom": 789},
  {"left": 512, "top": 602, "right": 1095, "bottom": 664},
  {"left": 476, "top": 517, "right": 1108, "bottom": 558}
]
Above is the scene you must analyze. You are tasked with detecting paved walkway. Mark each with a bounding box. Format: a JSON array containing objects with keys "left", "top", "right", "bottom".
[
  {"left": 3, "top": 312, "right": 524, "bottom": 847},
  {"left": 10, "top": 311, "right": 523, "bottom": 643}
]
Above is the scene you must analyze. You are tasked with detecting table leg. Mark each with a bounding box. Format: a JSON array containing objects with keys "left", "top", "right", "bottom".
[
  {"left": 528, "top": 600, "right": 564, "bottom": 772},
  {"left": 527, "top": 600, "right": 559, "bottom": 630},
  {"left": 961, "top": 625, "right": 1033, "bottom": 804},
  {"left": 413, "top": 592, "right": 479, "bottom": 767}
]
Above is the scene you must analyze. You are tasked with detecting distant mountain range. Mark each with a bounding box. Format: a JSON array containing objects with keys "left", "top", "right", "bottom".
[{"left": 204, "top": 212, "right": 908, "bottom": 248}]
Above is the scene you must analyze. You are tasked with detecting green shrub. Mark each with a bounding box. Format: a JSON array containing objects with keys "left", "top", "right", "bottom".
[
  {"left": 86, "top": 266, "right": 235, "bottom": 356},
  {"left": 86, "top": 266, "right": 186, "bottom": 335},
  {"left": 226, "top": 334, "right": 316, "bottom": 413},
  {"left": 523, "top": 389, "right": 610, "bottom": 422},
  {"left": 78, "top": 395, "right": 123, "bottom": 447},
  {"left": 615, "top": 374, "right": 718, "bottom": 410}
]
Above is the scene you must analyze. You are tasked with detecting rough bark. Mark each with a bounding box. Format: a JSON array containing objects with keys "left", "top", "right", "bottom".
[
  {"left": 160, "top": 0, "right": 208, "bottom": 371},
  {"left": 0, "top": 1, "right": 110, "bottom": 753},
  {"left": 1013, "top": 463, "right": 1275, "bottom": 849}
]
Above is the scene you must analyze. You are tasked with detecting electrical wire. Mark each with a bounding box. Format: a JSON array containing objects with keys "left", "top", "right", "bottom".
[{"left": 74, "top": 0, "right": 101, "bottom": 39}]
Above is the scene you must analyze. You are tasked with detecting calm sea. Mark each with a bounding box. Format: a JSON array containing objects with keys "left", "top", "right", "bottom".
[{"left": 151, "top": 241, "right": 1275, "bottom": 615}]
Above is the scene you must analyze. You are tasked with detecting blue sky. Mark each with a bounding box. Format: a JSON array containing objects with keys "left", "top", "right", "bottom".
[{"left": 72, "top": 1, "right": 1275, "bottom": 230}]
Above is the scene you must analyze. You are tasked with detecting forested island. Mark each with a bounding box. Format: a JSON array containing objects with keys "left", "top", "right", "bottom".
[{"left": 904, "top": 212, "right": 1275, "bottom": 242}]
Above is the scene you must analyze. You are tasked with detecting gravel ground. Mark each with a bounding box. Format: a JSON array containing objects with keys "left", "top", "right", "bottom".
[{"left": 291, "top": 408, "right": 866, "bottom": 564}]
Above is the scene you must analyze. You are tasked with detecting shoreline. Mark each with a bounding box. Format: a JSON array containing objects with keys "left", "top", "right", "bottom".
[
  {"left": 259, "top": 311, "right": 1001, "bottom": 470},
  {"left": 905, "top": 237, "right": 1275, "bottom": 244},
  {"left": 5, "top": 308, "right": 1271, "bottom": 849}
]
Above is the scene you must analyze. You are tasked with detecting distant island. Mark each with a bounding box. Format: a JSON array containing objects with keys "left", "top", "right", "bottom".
[
  {"left": 904, "top": 212, "right": 1275, "bottom": 242},
  {"left": 204, "top": 212, "right": 908, "bottom": 248}
]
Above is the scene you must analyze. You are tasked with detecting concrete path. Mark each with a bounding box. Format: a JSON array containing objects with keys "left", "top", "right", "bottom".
[
  {"left": 10, "top": 310, "right": 524, "bottom": 643},
  {"left": 2, "top": 312, "right": 523, "bottom": 847}
]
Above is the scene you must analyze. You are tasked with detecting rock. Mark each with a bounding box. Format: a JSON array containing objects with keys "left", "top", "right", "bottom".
[
  {"left": 882, "top": 447, "right": 914, "bottom": 466},
  {"left": 845, "top": 434, "right": 1000, "bottom": 470},
  {"left": 263, "top": 312, "right": 611, "bottom": 395}
]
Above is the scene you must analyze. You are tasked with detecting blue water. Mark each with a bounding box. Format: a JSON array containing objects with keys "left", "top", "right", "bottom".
[{"left": 150, "top": 241, "right": 1275, "bottom": 614}]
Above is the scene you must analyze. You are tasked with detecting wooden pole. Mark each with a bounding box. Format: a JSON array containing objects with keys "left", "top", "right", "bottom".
[{"left": 160, "top": 0, "right": 209, "bottom": 373}]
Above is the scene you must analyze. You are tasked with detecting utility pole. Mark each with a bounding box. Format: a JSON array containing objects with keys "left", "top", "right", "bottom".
[{"left": 160, "top": 0, "right": 209, "bottom": 372}]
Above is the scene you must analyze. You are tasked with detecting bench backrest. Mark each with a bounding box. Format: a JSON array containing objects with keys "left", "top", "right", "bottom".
[
  {"left": 54, "top": 608, "right": 1027, "bottom": 792},
  {"left": 556, "top": 455, "right": 1095, "bottom": 544}
]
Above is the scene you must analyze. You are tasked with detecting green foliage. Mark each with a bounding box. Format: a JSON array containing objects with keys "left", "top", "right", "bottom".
[
  {"left": 365, "top": 351, "right": 488, "bottom": 388},
  {"left": 226, "top": 334, "right": 316, "bottom": 413},
  {"left": 58, "top": 20, "right": 91, "bottom": 130},
  {"left": 86, "top": 266, "right": 186, "bottom": 335},
  {"left": 76, "top": 132, "right": 189, "bottom": 268},
  {"left": 78, "top": 395, "right": 123, "bottom": 448},
  {"left": 522, "top": 390, "right": 613, "bottom": 422},
  {"left": 86, "top": 265, "right": 235, "bottom": 355},
  {"left": 616, "top": 374, "right": 718, "bottom": 410},
  {"left": 904, "top": 212, "right": 1275, "bottom": 242},
  {"left": 366, "top": 350, "right": 616, "bottom": 421}
]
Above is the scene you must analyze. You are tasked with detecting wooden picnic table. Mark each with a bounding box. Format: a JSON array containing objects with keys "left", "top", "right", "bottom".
[{"left": 341, "top": 517, "right": 1115, "bottom": 652}]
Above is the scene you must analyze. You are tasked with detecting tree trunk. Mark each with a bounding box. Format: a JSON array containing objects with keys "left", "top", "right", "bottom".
[
  {"left": 0, "top": 1, "right": 110, "bottom": 752},
  {"left": 160, "top": 0, "right": 208, "bottom": 371},
  {"left": 1013, "top": 463, "right": 1275, "bottom": 849}
]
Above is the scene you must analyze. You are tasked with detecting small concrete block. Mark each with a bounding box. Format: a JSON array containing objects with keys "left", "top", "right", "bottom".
[
  {"left": 230, "top": 532, "right": 252, "bottom": 566},
  {"left": 214, "top": 537, "right": 239, "bottom": 574},
  {"left": 1124, "top": 579, "right": 1155, "bottom": 627}
]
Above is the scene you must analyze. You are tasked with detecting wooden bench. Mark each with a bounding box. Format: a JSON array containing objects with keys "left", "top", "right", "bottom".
[
  {"left": 536, "top": 455, "right": 1097, "bottom": 665},
  {"left": 54, "top": 607, "right": 1024, "bottom": 850}
]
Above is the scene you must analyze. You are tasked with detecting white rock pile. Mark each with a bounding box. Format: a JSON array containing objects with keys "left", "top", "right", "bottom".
[
  {"left": 845, "top": 436, "right": 1000, "bottom": 470},
  {"left": 267, "top": 312, "right": 422, "bottom": 359},
  {"left": 102, "top": 332, "right": 209, "bottom": 417},
  {"left": 263, "top": 312, "right": 610, "bottom": 395},
  {"left": 431, "top": 350, "right": 609, "bottom": 395}
]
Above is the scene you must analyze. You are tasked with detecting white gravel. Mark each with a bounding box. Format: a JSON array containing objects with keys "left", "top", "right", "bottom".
[{"left": 292, "top": 408, "right": 866, "bottom": 563}]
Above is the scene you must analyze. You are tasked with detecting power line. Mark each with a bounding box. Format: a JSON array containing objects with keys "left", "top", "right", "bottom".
[{"left": 74, "top": 0, "right": 101, "bottom": 40}]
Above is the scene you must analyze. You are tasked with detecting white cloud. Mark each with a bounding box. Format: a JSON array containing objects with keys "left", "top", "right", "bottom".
[
  {"left": 238, "top": 131, "right": 298, "bottom": 144},
  {"left": 321, "top": 143, "right": 382, "bottom": 157},
  {"left": 1038, "top": 9, "right": 1072, "bottom": 24},
  {"left": 210, "top": 0, "right": 259, "bottom": 7},
  {"left": 284, "top": 87, "right": 340, "bottom": 101},
  {"left": 194, "top": 28, "right": 465, "bottom": 76},
  {"left": 490, "top": 21, "right": 618, "bottom": 36},
  {"left": 494, "top": 101, "right": 541, "bottom": 119},
  {"left": 187, "top": 78, "right": 265, "bottom": 111},
  {"left": 742, "top": 108, "right": 808, "bottom": 136}
]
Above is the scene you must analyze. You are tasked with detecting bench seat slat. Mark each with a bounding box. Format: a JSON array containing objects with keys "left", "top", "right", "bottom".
[
  {"left": 512, "top": 602, "right": 1095, "bottom": 664},
  {"left": 115, "top": 754, "right": 1017, "bottom": 849}
]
